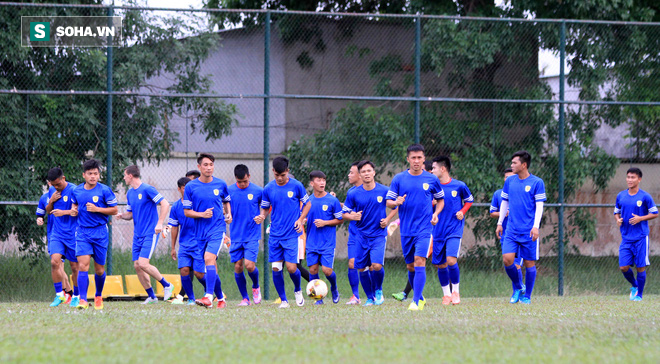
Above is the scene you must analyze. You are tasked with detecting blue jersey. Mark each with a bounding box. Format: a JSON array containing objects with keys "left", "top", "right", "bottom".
[
  {"left": 306, "top": 193, "right": 343, "bottom": 251},
  {"left": 261, "top": 178, "right": 309, "bottom": 240},
  {"left": 71, "top": 183, "right": 118, "bottom": 228},
  {"left": 490, "top": 188, "right": 508, "bottom": 233},
  {"left": 343, "top": 183, "right": 390, "bottom": 239},
  {"left": 614, "top": 189, "right": 658, "bottom": 243},
  {"left": 168, "top": 199, "right": 197, "bottom": 250},
  {"left": 347, "top": 186, "right": 359, "bottom": 237},
  {"left": 433, "top": 178, "right": 473, "bottom": 240},
  {"left": 126, "top": 183, "right": 164, "bottom": 238},
  {"left": 48, "top": 183, "right": 78, "bottom": 240},
  {"left": 36, "top": 192, "right": 53, "bottom": 237},
  {"left": 228, "top": 182, "right": 263, "bottom": 242},
  {"left": 501, "top": 174, "right": 546, "bottom": 234},
  {"left": 183, "top": 177, "right": 231, "bottom": 240},
  {"left": 387, "top": 170, "right": 444, "bottom": 237}
]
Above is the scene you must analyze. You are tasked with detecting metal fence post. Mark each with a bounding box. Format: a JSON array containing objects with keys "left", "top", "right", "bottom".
[
  {"left": 262, "top": 10, "right": 271, "bottom": 300},
  {"left": 106, "top": 4, "right": 114, "bottom": 275},
  {"left": 414, "top": 14, "right": 421, "bottom": 144},
  {"left": 557, "top": 20, "right": 566, "bottom": 296}
]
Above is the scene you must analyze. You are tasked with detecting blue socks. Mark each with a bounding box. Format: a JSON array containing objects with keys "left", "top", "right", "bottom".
[
  {"left": 359, "top": 270, "right": 374, "bottom": 300},
  {"left": 146, "top": 287, "right": 156, "bottom": 299},
  {"left": 95, "top": 272, "right": 106, "bottom": 297},
  {"left": 73, "top": 285, "right": 79, "bottom": 296},
  {"left": 310, "top": 273, "right": 320, "bottom": 281},
  {"left": 348, "top": 268, "right": 360, "bottom": 298},
  {"left": 517, "top": 267, "right": 523, "bottom": 290},
  {"left": 214, "top": 274, "right": 223, "bottom": 299},
  {"left": 437, "top": 267, "right": 450, "bottom": 287},
  {"left": 181, "top": 274, "right": 195, "bottom": 301},
  {"left": 505, "top": 264, "right": 522, "bottom": 290},
  {"left": 326, "top": 271, "right": 338, "bottom": 293},
  {"left": 372, "top": 268, "right": 384, "bottom": 291},
  {"left": 637, "top": 271, "right": 646, "bottom": 298},
  {"left": 622, "top": 269, "right": 638, "bottom": 287},
  {"left": 273, "top": 270, "right": 287, "bottom": 301},
  {"left": 205, "top": 265, "right": 217, "bottom": 296},
  {"left": 197, "top": 276, "right": 207, "bottom": 290},
  {"left": 524, "top": 266, "right": 537, "bottom": 299},
  {"left": 448, "top": 264, "right": 460, "bottom": 284},
  {"left": 78, "top": 271, "right": 89, "bottom": 301},
  {"left": 159, "top": 277, "right": 170, "bottom": 288},
  {"left": 248, "top": 268, "right": 260, "bottom": 288},
  {"left": 412, "top": 266, "right": 426, "bottom": 304},
  {"left": 235, "top": 273, "right": 249, "bottom": 300},
  {"left": 290, "top": 269, "right": 302, "bottom": 292},
  {"left": 408, "top": 270, "right": 415, "bottom": 288},
  {"left": 54, "top": 282, "right": 63, "bottom": 294}
]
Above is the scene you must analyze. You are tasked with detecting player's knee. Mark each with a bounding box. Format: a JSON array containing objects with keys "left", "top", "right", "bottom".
[
  {"left": 371, "top": 263, "right": 383, "bottom": 271},
  {"left": 523, "top": 260, "right": 535, "bottom": 268},
  {"left": 406, "top": 263, "right": 415, "bottom": 272},
  {"left": 637, "top": 267, "right": 646, "bottom": 273},
  {"left": 179, "top": 267, "right": 190, "bottom": 276},
  {"left": 322, "top": 267, "right": 333, "bottom": 276},
  {"left": 436, "top": 263, "right": 447, "bottom": 269},
  {"left": 194, "top": 271, "right": 205, "bottom": 280},
  {"left": 414, "top": 256, "right": 426, "bottom": 266},
  {"left": 133, "top": 260, "right": 141, "bottom": 270},
  {"left": 309, "top": 265, "right": 319, "bottom": 275},
  {"left": 271, "top": 262, "right": 283, "bottom": 272},
  {"left": 619, "top": 266, "right": 629, "bottom": 272},
  {"left": 503, "top": 256, "right": 514, "bottom": 267},
  {"left": 94, "top": 266, "right": 105, "bottom": 275},
  {"left": 286, "top": 263, "right": 298, "bottom": 274},
  {"left": 234, "top": 261, "right": 244, "bottom": 274},
  {"left": 348, "top": 258, "right": 355, "bottom": 269},
  {"left": 244, "top": 261, "right": 256, "bottom": 272},
  {"left": 50, "top": 257, "right": 61, "bottom": 269},
  {"left": 447, "top": 257, "right": 457, "bottom": 266},
  {"left": 70, "top": 262, "right": 79, "bottom": 273}
]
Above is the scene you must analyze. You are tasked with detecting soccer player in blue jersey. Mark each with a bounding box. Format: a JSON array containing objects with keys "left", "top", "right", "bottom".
[
  {"left": 614, "top": 167, "right": 658, "bottom": 302},
  {"left": 490, "top": 168, "right": 525, "bottom": 297},
  {"left": 343, "top": 161, "right": 398, "bottom": 306},
  {"left": 71, "top": 159, "right": 118, "bottom": 310},
  {"left": 386, "top": 144, "right": 444, "bottom": 311},
  {"left": 306, "top": 170, "right": 344, "bottom": 305},
  {"left": 496, "top": 151, "right": 545, "bottom": 304},
  {"left": 169, "top": 177, "right": 206, "bottom": 305},
  {"left": 117, "top": 165, "right": 173, "bottom": 304},
  {"left": 44, "top": 168, "right": 80, "bottom": 307},
  {"left": 227, "top": 164, "right": 263, "bottom": 306},
  {"left": 183, "top": 153, "right": 232, "bottom": 309},
  {"left": 431, "top": 156, "right": 473, "bottom": 305},
  {"left": 255, "top": 156, "right": 310, "bottom": 308},
  {"left": 345, "top": 161, "right": 363, "bottom": 305}
]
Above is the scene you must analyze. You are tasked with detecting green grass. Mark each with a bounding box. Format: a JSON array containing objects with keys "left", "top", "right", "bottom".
[
  {"left": 1, "top": 252, "right": 659, "bottom": 302},
  {"left": 1, "top": 296, "right": 658, "bottom": 362}
]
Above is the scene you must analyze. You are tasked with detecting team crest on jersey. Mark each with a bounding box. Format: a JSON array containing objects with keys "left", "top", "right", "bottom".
[
  {"left": 213, "top": 189, "right": 220, "bottom": 196},
  {"left": 248, "top": 194, "right": 254, "bottom": 200},
  {"left": 92, "top": 196, "right": 99, "bottom": 203},
  {"left": 323, "top": 205, "right": 328, "bottom": 211},
  {"left": 525, "top": 186, "right": 531, "bottom": 192},
  {"left": 423, "top": 183, "right": 429, "bottom": 191},
  {"left": 377, "top": 196, "right": 383, "bottom": 203},
  {"left": 63, "top": 196, "right": 68, "bottom": 202},
  {"left": 637, "top": 200, "right": 643, "bottom": 207},
  {"left": 138, "top": 193, "right": 143, "bottom": 200},
  {"left": 451, "top": 190, "right": 457, "bottom": 198},
  {"left": 287, "top": 191, "right": 294, "bottom": 198}
]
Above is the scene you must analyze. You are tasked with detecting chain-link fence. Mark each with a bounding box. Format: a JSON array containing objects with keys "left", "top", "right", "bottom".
[{"left": 1, "top": 3, "right": 659, "bottom": 301}]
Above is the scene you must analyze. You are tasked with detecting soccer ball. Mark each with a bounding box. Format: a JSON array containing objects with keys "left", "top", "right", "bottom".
[{"left": 306, "top": 279, "right": 328, "bottom": 300}]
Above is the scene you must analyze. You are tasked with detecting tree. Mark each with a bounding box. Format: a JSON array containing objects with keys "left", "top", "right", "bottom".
[{"left": 0, "top": 0, "right": 238, "bottom": 258}]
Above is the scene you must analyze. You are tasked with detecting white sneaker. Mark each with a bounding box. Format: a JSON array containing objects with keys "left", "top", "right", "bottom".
[
  {"left": 278, "top": 301, "right": 290, "bottom": 309},
  {"left": 142, "top": 297, "right": 158, "bottom": 304},
  {"left": 163, "top": 284, "right": 174, "bottom": 301},
  {"left": 294, "top": 290, "right": 305, "bottom": 306}
]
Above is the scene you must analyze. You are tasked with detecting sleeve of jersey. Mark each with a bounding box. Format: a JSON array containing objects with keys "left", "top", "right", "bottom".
[
  {"left": 222, "top": 184, "right": 231, "bottom": 203},
  {"left": 70, "top": 188, "right": 78, "bottom": 205},
  {"left": 260, "top": 187, "right": 271, "bottom": 209},
  {"left": 613, "top": 194, "right": 621, "bottom": 215},
  {"left": 183, "top": 185, "right": 193, "bottom": 209},
  {"left": 646, "top": 195, "right": 658, "bottom": 214},
  {"left": 490, "top": 193, "right": 500, "bottom": 213},
  {"left": 299, "top": 184, "right": 310, "bottom": 205},
  {"left": 168, "top": 208, "right": 179, "bottom": 227},
  {"left": 148, "top": 186, "right": 164, "bottom": 204},
  {"left": 342, "top": 193, "right": 354, "bottom": 213},
  {"left": 462, "top": 184, "right": 474, "bottom": 203},
  {"left": 333, "top": 199, "right": 343, "bottom": 220},
  {"left": 36, "top": 195, "right": 47, "bottom": 216},
  {"left": 501, "top": 179, "right": 509, "bottom": 201},
  {"left": 433, "top": 181, "right": 444, "bottom": 200},
  {"left": 534, "top": 180, "right": 547, "bottom": 202},
  {"left": 386, "top": 176, "right": 399, "bottom": 201},
  {"left": 105, "top": 187, "right": 118, "bottom": 206}
]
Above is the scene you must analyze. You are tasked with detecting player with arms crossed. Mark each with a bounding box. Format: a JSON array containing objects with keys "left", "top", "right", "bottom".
[
  {"left": 496, "top": 151, "right": 545, "bottom": 304},
  {"left": 614, "top": 167, "right": 658, "bottom": 301},
  {"left": 117, "top": 165, "right": 173, "bottom": 304},
  {"left": 184, "top": 153, "right": 232, "bottom": 309},
  {"left": 387, "top": 144, "right": 444, "bottom": 311},
  {"left": 71, "top": 159, "right": 118, "bottom": 310},
  {"left": 255, "top": 156, "right": 310, "bottom": 308}
]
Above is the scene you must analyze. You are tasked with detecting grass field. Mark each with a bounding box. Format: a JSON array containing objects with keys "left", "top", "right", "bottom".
[{"left": 1, "top": 296, "right": 659, "bottom": 362}]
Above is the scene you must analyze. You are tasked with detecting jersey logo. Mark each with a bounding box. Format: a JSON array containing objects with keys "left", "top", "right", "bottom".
[
  {"left": 322, "top": 205, "right": 328, "bottom": 211},
  {"left": 423, "top": 183, "right": 429, "bottom": 191},
  {"left": 92, "top": 196, "right": 99, "bottom": 203},
  {"left": 213, "top": 189, "right": 220, "bottom": 196},
  {"left": 525, "top": 186, "right": 531, "bottom": 192},
  {"left": 247, "top": 194, "right": 254, "bottom": 200},
  {"left": 63, "top": 196, "right": 68, "bottom": 202},
  {"left": 637, "top": 200, "right": 643, "bottom": 207},
  {"left": 451, "top": 190, "right": 457, "bottom": 197},
  {"left": 138, "top": 193, "right": 143, "bottom": 200},
  {"left": 377, "top": 196, "right": 383, "bottom": 203},
  {"left": 287, "top": 191, "right": 294, "bottom": 198}
]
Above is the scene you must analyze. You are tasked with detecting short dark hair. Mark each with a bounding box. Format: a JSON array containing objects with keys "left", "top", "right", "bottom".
[
  {"left": 272, "top": 156, "right": 289, "bottom": 174},
  {"left": 627, "top": 167, "right": 643, "bottom": 178},
  {"left": 309, "top": 170, "right": 326, "bottom": 181},
  {"left": 406, "top": 144, "right": 425, "bottom": 155},
  {"left": 47, "top": 167, "right": 63, "bottom": 182},
  {"left": 197, "top": 153, "right": 215, "bottom": 165},
  {"left": 512, "top": 150, "right": 531, "bottom": 169},
  {"left": 124, "top": 165, "right": 140, "bottom": 178},
  {"left": 357, "top": 160, "right": 375, "bottom": 171},
  {"left": 503, "top": 168, "right": 513, "bottom": 175},
  {"left": 177, "top": 177, "right": 191, "bottom": 188},
  {"left": 432, "top": 156, "right": 451, "bottom": 173},
  {"left": 185, "top": 170, "right": 200, "bottom": 179},
  {"left": 234, "top": 164, "right": 250, "bottom": 179},
  {"left": 351, "top": 161, "right": 360, "bottom": 168},
  {"left": 83, "top": 159, "right": 101, "bottom": 173},
  {"left": 423, "top": 161, "right": 433, "bottom": 172}
]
